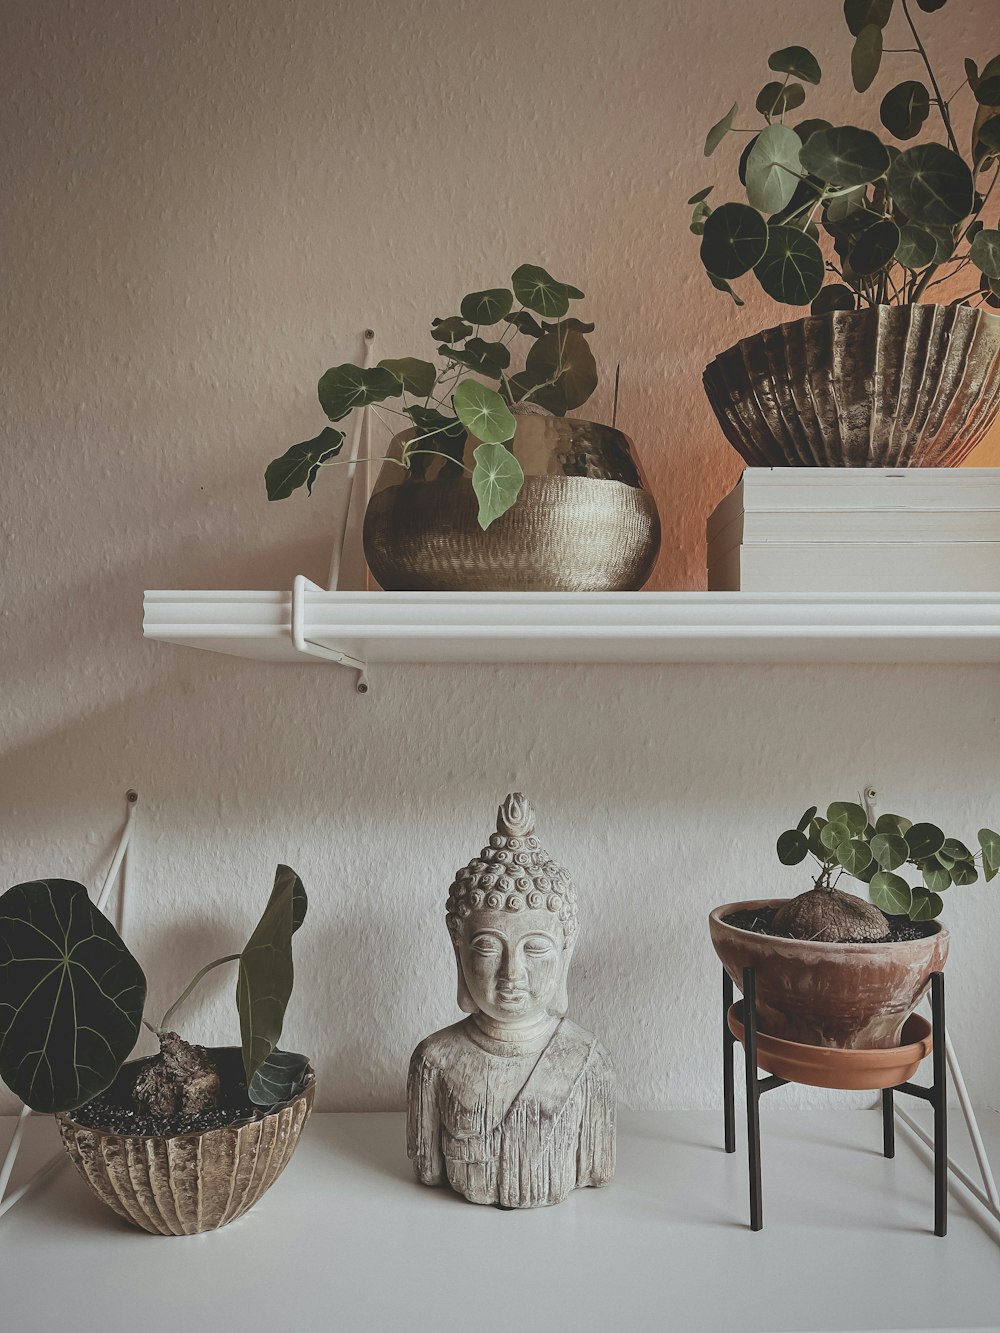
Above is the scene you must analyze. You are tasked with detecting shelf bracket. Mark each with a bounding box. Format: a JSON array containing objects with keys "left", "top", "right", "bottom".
[{"left": 292, "top": 575, "right": 369, "bottom": 693}]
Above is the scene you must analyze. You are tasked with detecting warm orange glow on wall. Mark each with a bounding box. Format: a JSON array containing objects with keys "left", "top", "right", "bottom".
[{"left": 965, "top": 416, "right": 1000, "bottom": 468}]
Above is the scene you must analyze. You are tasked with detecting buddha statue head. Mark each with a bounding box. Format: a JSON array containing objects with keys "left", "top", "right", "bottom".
[{"left": 446, "top": 794, "right": 578, "bottom": 1030}]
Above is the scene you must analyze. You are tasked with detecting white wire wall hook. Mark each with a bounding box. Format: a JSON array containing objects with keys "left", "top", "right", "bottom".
[
  {"left": 0, "top": 790, "right": 139, "bottom": 1222},
  {"left": 327, "top": 327, "right": 377, "bottom": 593}
]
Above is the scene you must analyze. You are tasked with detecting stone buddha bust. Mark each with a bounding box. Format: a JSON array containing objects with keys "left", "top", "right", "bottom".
[{"left": 406, "top": 793, "right": 615, "bottom": 1209}]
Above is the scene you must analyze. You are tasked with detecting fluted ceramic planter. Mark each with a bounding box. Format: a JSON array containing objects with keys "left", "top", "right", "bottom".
[
  {"left": 56, "top": 1051, "right": 315, "bottom": 1235},
  {"left": 710, "top": 899, "right": 949, "bottom": 1050},
  {"left": 362, "top": 414, "right": 661, "bottom": 592},
  {"left": 704, "top": 304, "right": 1000, "bottom": 467}
]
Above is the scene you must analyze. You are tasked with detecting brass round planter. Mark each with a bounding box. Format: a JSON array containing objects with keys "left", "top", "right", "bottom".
[
  {"left": 703, "top": 304, "right": 1000, "bottom": 467},
  {"left": 56, "top": 1055, "right": 315, "bottom": 1235},
  {"left": 362, "top": 415, "right": 661, "bottom": 592}
]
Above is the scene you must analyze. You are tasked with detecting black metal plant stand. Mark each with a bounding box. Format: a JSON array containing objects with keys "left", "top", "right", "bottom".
[{"left": 723, "top": 966, "right": 948, "bottom": 1235}]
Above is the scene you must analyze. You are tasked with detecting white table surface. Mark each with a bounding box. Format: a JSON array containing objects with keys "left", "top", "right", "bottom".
[{"left": 2, "top": 1109, "right": 998, "bottom": 1333}]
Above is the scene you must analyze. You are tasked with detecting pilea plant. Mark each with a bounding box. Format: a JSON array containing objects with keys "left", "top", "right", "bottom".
[
  {"left": 690, "top": 0, "right": 1000, "bottom": 312},
  {"left": 775, "top": 800, "right": 999, "bottom": 941},
  {"left": 265, "top": 264, "right": 598, "bottom": 529},
  {"left": 0, "top": 865, "right": 310, "bottom": 1115}
]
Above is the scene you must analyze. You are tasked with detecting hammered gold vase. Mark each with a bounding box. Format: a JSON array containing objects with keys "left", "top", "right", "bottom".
[{"left": 362, "top": 414, "right": 661, "bottom": 592}]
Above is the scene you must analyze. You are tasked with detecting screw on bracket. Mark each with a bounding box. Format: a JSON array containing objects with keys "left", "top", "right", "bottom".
[{"left": 126, "top": 789, "right": 139, "bottom": 804}]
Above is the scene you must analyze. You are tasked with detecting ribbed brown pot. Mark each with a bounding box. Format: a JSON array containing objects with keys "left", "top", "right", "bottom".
[
  {"left": 709, "top": 899, "right": 949, "bottom": 1049},
  {"left": 362, "top": 415, "right": 661, "bottom": 592},
  {"left": 56, "top": 1062, "right": 314, "bottom": 1235},
  {"left": 703, "top": 304, "right": 1000, "bottom": 467}
]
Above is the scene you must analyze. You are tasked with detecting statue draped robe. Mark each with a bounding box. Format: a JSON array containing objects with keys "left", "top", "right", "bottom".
[{"left": 407, "top": 1016, "right": 615, "bottom": 1209}]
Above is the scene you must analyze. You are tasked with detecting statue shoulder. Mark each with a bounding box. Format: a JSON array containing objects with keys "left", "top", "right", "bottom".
[
  {"left": 559, "top": 1018, "right": 615, "bottom": 1076},
  {"left": 409, "top": 1018, "right": 475, "bottom": 1074}
]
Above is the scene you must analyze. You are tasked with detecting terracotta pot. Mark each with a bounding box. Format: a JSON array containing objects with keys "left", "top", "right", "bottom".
[
  {"left": 56, "top": 1052, "right": 314, "bottom": 1235},
  {"left": 362, "top": 414, "right": 661, "bottom": 592},
  {"left": 728, "top": 1003, "right": 933, "bottom": 1090},
  {"left": 709, "top": 898, "right": 948, "bottom": 1050},
  {"left": 703, "top": 304, "right": 1000, "bottom": 467}
]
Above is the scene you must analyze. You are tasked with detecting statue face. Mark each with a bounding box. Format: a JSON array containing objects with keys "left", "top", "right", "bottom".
[{"left": 457, "top": 908, "right": 566, "bottom": 1025}]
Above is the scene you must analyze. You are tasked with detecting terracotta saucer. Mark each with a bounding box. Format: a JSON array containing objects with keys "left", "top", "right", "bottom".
[{"left": 728, "top": 1002, "right": 933, "bottom": 1091}]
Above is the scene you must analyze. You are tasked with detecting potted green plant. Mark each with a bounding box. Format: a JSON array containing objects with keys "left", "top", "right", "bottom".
[
  {"left": 690, "top": 0, "right": 1000, "bottom": 466},
  {"left": 710, "top": 801, "right": 999, "bottom": 1053},
  {"left": 265, "top": 264, "right": 660, "bottom": 592},
  {"left": 0, "top": 866, "right": 313, "bottom": 1235}
]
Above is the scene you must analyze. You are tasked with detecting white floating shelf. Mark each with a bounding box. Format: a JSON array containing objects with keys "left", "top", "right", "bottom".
[{"left": 143, "top": 579, "right": 1000, "bottom": 686}]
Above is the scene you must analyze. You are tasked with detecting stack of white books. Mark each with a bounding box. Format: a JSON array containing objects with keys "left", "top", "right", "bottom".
[{"left": 707, "top": 468, "right": 1000, "bottom": 593}]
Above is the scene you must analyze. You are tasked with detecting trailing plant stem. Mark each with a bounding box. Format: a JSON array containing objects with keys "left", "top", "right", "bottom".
[{"left": 900, "top": 0, "right": 960, "bottom": 156}]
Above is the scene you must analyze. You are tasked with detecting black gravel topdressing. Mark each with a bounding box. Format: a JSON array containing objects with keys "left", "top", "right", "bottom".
[
  {"left": 69, "top": 1047, "right": 290, "bottom": 1137},
  {"left": 723, "top": 905, "right": 936, "bottom": 944}
]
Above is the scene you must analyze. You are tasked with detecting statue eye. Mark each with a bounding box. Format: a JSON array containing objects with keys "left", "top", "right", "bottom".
[
  {"left": 472, "top": 937, "right": 501, "bottom": 954},
  {"left": 524, "top": 940, "right": 553, "bottom": 956}
]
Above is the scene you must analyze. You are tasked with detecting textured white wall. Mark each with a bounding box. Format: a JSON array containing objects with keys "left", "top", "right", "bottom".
[{"left": 2, "top": 0, "right": 998, "bottom": 1114}]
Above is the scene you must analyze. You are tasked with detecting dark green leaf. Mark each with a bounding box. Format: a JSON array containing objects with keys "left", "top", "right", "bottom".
[
  {"left": 0, "top": 879, "right": 147, "bottom": 1113},
  {"left": 705, "top": 103, "right": 738, "bottom": 157},
  {"left": 690, "top": 200, "right": 711, "bottom": 235},
  {"left": 936, "top": 838, "right": 972, "bottom": 868},
  {"left": 708, "top": 274, "right": 745, "bottom": 305},
  {"left": 687, "top": 186, "right": 714, "bottom": 204},
  {"left": 540, "top": 317, "right": 596, "bottom": 335},
  {"left": 265, "top": 427, "right": 345, "bottom": 500},
  {"left": 812, "top": 284, "right": 857, "bottom": 314},
  {"left": 795, "top": 117, "right": 833, "bottom": 145},
  {"left": 905, "top": 822, "right": 945, "bottom": 860},
  {"left": 504, "top": 310, "right": 545, "bottom": 338},
  {"left": 377, "top": 358, "right": 437, "bottom": 398},
  {"left": 887, "top": 144, "right": 975, "bottom": 226},
  {"left": 844, "top": 0, "right": 893, "bottom": 35},
  {"left": 318, "top": 364, "right": 402, "bottom": 420},
  {"left": 971, "top": 228, "right": 1000, "bottom": 279},
  {"left": 895, "top": 223, "right": 937, "bottom": 268},
  {"left": 247, "top": 1049, "right": 311, "bottom": 1107},
  {"left": 510, "top": 264, "right": 583, "bottom": 318},
  {"left": 875, "top": 813, "right": 912, "bottom": 836},
  {"left": 237, "top": 871, "right": 297, "bottom": 1084},
  {"left": 769, "top": 46, "right": 822, "bottom": 85},
  {"left": 825, "top": 185, "right": 866, "bottom": 223},
  {"left": 978, "top": 827, "right": 1000, "bottom": 875},
  {"left": 453, "top": 379, "right": 516, "bottom": 444},
  {"left": 827, "top": 801, "right": 869, "bottom": 834},
  {"left": 852, "top": 24, "right": 883, "bottom": 93},
  {"left": 404, "top": 404, "right": 467, "bottom": 475},
  {"left": 910, "top": 889, "right": 944, "bottom": 921},
  {"left": 869, "top": 870, "right": 912, "bottom": 916},
  {"left": 800, "top": 126, "right": 890, "bottom": 186},
  {"left": 459, "top": 288, "right": 514, "bottom": 326},
  {"left": 754, "top": 224, "right": 825, "bottom": 305},
  {"left": 871, "top": 832, "right": 909, "bottom": 871},
  {"left": 915, "top": 0, "right": 947, "bottom": 9},
  {"left": 275, "top": 865, "right": 307, "bottom": 934},
  {"left": 975, "top": 76, "right": 1000, "bottom": 105},
  {"left": 745, "top": 125, "right": 803, "bottom": 213},
  {"left": 977, "top": 115, "right": 1000, "bottom": 155},
  {"left": 756, "top": 82, "right": 806, "bottom": 117},
  {"left": 700, "top": 203, "right": 768, "bottom": 279},
  {"left": 797, "top": 806, "right": 818, "bottom": 833},
  {"left": 777, "top": 829, "right": 809, "bottom": 864},
  {"left": 440, "top": 336, "right": 511, "bottom": 379},
  {"left": 837, "top": 839, "right": 874, "bottom": 876},
  {"left": 966, "top": 59, "right": 979, "bottom": 89},
  {"left": 849, "top": 218, "right": 901, "bottom": 274},
  {"left": 949, "top": 860, "right": 979, "bottom": 887},
  {"left": 820, "top": 819, "right": 853, "bottom": 851},
  {"left": 880, "top": 81, "right": 931, "bottom": 139},
  {"left": 471, "top": 441, "right": 524, "bottom": 529},
  {"left": 921, "top": 861, "right": 951, "bottom": 892},
  {"left": 521, "top": 329, "right": 598, "bottom": 413},
  {"left": 925, "top": 224, "right": 957, "bottom": 262},
  {"left": 430, "top": 316, "right": 474, "bottom": 344}
]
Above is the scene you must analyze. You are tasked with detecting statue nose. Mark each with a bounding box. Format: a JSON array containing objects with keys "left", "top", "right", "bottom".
[{"left": 499, "top": 950, "right": 526, "bottom": 983}]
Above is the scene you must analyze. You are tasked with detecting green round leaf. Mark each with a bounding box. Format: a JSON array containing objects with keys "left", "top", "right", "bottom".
[
  {"left": 811, "top": 284, "right": 857, "bottom": 315},
  {"left": 472, "top": 442, "right": 524, "bottom": 530},
  {"left": 504, "top": 310, "right": 545, "bottom": 338},
  {"left": 318, "top": 363, "right": 403, "bottom": 420},
  {"left": 459, "top": 288, "right": 514, "bottom": 326},
  {"left": 975, "top": 76, "right": 1000, "bottom": 105},
  {"left": 745, "top": 125, "right": 803, "bottom": 214},
  {"left": 431, "top": 316, "right": 474, "bottom": 344},
  {"left": 510, "top": 265, "right": 583, "bottom": 319},
  {"left": 377, "top": 358, "right": 437, "bottom": 398},
  {"left": 795, "top": 117, "right": 833, "bottom": 146},
  {"left": 949, "top": 860, "right": 979, "bottom": 887},
  {"left": 440, "top": 337, "right": 511, "bottom": 380},
  {"left": 905, "top": 821, "right": 945, "bottom": 860},
  {"left": 453, "top": 379, "right": 516, "bottom": 445},
  {"left": 971, "top": 228, "right": 1000, "bottom": 280},
  {"left": 887, "top": 144, "right": 975, "bottom": 227},
  {"left": 869, "top": 870, "right": 912, "bottom": 917},
  {"left": 754, "top": 224, "right": 825, "bottom": 305},
  {"left": 875, "top": 813, "right": 912, "bottom": 836},
  {"left": 756, "top": 82, "right": 806, "bottom": 117},
  {"left": 849, "top": 218, "right": 901, "bottom": 274},
  {"left": 404, "top": 405, "right": 467, "bottom": 474},
  {"left": 837, "top": 838, "right": 874, "bottom": 876},
  {"left": 541, "top": 317, "right": 595, "bottom": 335},
  {"left": 844, "top": 0, "right": 893, "bottom": 36},
  {"left": 265, "top": 427, "right": 345, "bottom": 501},
  {"left": 820, "top": 819, "right": 852, "bottom": 851},
  {"left": 769, "top": 46, "right": 822, "bottom": 85},
  {"left": 922, "top": 861, "right": 952, "bottom": 893},
  {"left": 895, "top": 224, "right": 937, "bottom": 269},
  {"left": 880, "top": 81, "right": 930, "bottom": 140},
  {"left": 796, "top": 805, "right": 819, "bottom": 833},
  {"left": 852, "top": 24, "right": 883, "bottom": 93},
  {"left": 521, "top": 329, "right": 598, "bottom": 414},
  {"left": 910, "top": 889, "right": 944, "bottom": 922},
  {"left": 800, "top": 126, "right": 890, "bottom": 186},
  {"left": 977, "top": 115, "right": 1000, "bottom": 156},
  {"left": 0, "top": 880, "right": 147, "bottom": 1112},
  {"left": 777, "top": 829, "right": 809, "bottom": 865},
  {"left": 936, "top": 838, "right": 972, "bottom": 868},
  {"left": 871, "top": 832, "right": 909, "bottom": 871},
  {"left": 915, "top": 0, "right": 947, "bottom": 10},
  {"left": 705, "top": 102, "right": 738, "bottom": 157},
  {"left": 700, "top": 203, "right": 768, "bottom": 279},
  {"left": 827, "top": 801, "right": 869, "bottom": 834},
  {"left": 978, "top": 827, "right": 1000, "bottom": 877}
]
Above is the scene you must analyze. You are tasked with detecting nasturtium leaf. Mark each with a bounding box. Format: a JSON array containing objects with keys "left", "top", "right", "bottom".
[
  {"left": 887, "top": 144, "right": 975, "bottom": 226},
  {"left": 849, "top": 218, "right": 901, "bottom": 274},
  {"left": 377, "top": 358, "right": 437, "bottom": 398},
  {"left": 795, "top": 117, "right": 833, "bottom": 145},
  {"left": 745, "top": 125, "right": 803, "bottom": 214},
  {"left": 708, "top": 274, "right": 745, "bottom": 305},
  {"left": 975, "top": 76, "right": 1000, "bottom": 105},
  {"left": 700, "top": 203, "right": 768, "bottom": 279},
  {"left": 949, "top": 860, "right": 979, "bottom": 887},
  {"left": 922, "top": 861, "right": 952, "bottom": 893},
  {"left": 504, "top": 310, "right": 545, "bottom": 338},
  {"left": 777, "top": 829, "right": 809, "bottom": 864},
  {"left": 471, "top": 442, "right": 524, "bottom": 530},
  {"left": 265, "top": 427, "right": 345, "bottom": 500},
  {"left": 690, "top": 200, "right": 711, "bottom": 235},
  {"left": 910, "top": 889, "right": 944, "bottom": 921},
  {"left": 754, "top": 224, "right": 825, "bottom": 305},
  {"left": 812, "top": 284, "right": 857, "bottom": 314},
  {"left": 0, "top": 879, "right": 147, "bottom": 1113},
  {"left": 971, "top": 228, "right": 1000, "bottom": 279},
  {"left": 820, "top": 819, "right": 852, "bottom": 851},
  {"left": 925, "top": 224, "right": 957, "bottom": 262},
  {"left": 875, "top": 813, "right": 912, "bottom": 836},
  {"left": 905, "top": 822, "right": 945, "bottom": 860},
  {"left": 844, "top": 0, "right": 893, "bottom": 35},
  {"left": 237, "top": 869, "right": 297, "bottom": 1084},
  {"left": 797, "top": 806, "right": 819, "bottom": 833},
  {"left": 825, "top": 185, "right": 866, "bottom": 223},
  {"left": 510, "top": 265, "right": 583, "bottom": 319},
  {"left": 769, "top": 46, "right": 822, "bottom": 85},
  {"left": 837, "top": 839, "right": 874, "bottom": 876},
  {"left": 522, "top": 329, "right": 598, "bottom": 414},
  {"left": 459, "top": 288, "right": 514, "bottom": 326},
  {"left": 800, "top": 126, "right": 890, "bottom": 186},
  {"left": 936, "top": 838, "right": 972, "bottom": 867},
  {"left": 827, "top": 801, "right": 869, "bottom": 834},
  {"left": 880, "top": 81, "right": 930, "bottom": 140},
  {"left": 440, "top": 336, "right": 511, "bottom": 379},
  {"left": 978, "top": 827, "right": 1000, "bottom": 878},
  {"left": 540, "top": 317, "right": 596, "bottom": 335},
  {"left": 756, "top": 81, "right": 806, "bottom": 118},
  {"left": 405, "top": 404, "right": 467, "bottom": 464},
  {"left": 895, "top": 223, "right": 937, "bottom": 268},
  {"left": 852, "top": 24, "right": 883, "bottom": 93},
  {"left": 871, "top": 832, "right": 909, "bottom": 871},
  {"left": 688, "top": 186, "right": 714, "bottom": 205},
  {"left": 247, "top": 1049, "right": 312, "bottom": 1107},
  {"left": 705, "top": 103, "right": 738, "bottom": 157},
  {"left": 318, "top": 364, "right": 402, "bottom": 421},
  {"left": 977, "top": 115, "right": 1000, "bottom": 156},
  {"left": 453, "top": 379, "right": 516, "bottom": 444},
  {"left": 430, "top": 316, "right": 474, "bottom": 344},
  {"left": 869, "top": 870, "right": 912, "bottom": 916},
  {"left": 915, "top": 0, "right": 947, "bottom": 10}
]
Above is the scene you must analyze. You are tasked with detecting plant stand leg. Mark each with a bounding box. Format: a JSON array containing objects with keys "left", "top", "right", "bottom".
[
  {"left": 723, "top": 969, "right": 736, "bottom": 1154},
  {"left": 931, "top": 972, "right": 947, "bottom": 1238},
  {"left": 743, "top": 966, "right": 763, "bottom": 1231},
  {"left": 882, "top": 1088, "right": 895, "bottom": 1159}
]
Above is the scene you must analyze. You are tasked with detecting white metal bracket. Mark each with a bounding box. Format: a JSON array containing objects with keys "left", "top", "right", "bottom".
[
  {"left": 0, "top": 790, "right": 139, "bottom": 1222},
  {"left": 292, "top": 574, "right": 369, "bottom": 693},
  {"left": 327, "top": 327, "right": 377, "bottom": 596}
]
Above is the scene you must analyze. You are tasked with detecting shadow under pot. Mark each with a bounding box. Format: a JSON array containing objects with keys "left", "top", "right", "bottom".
[
  {"left": 709, "top": 899, "right": 949, "bottom": 1050},
  {"left": 56, "top": 1048, "right": 315, "bottom": 1235},
  {"left": 362, "top": 414, "right": 661, "bottom": 592}
]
